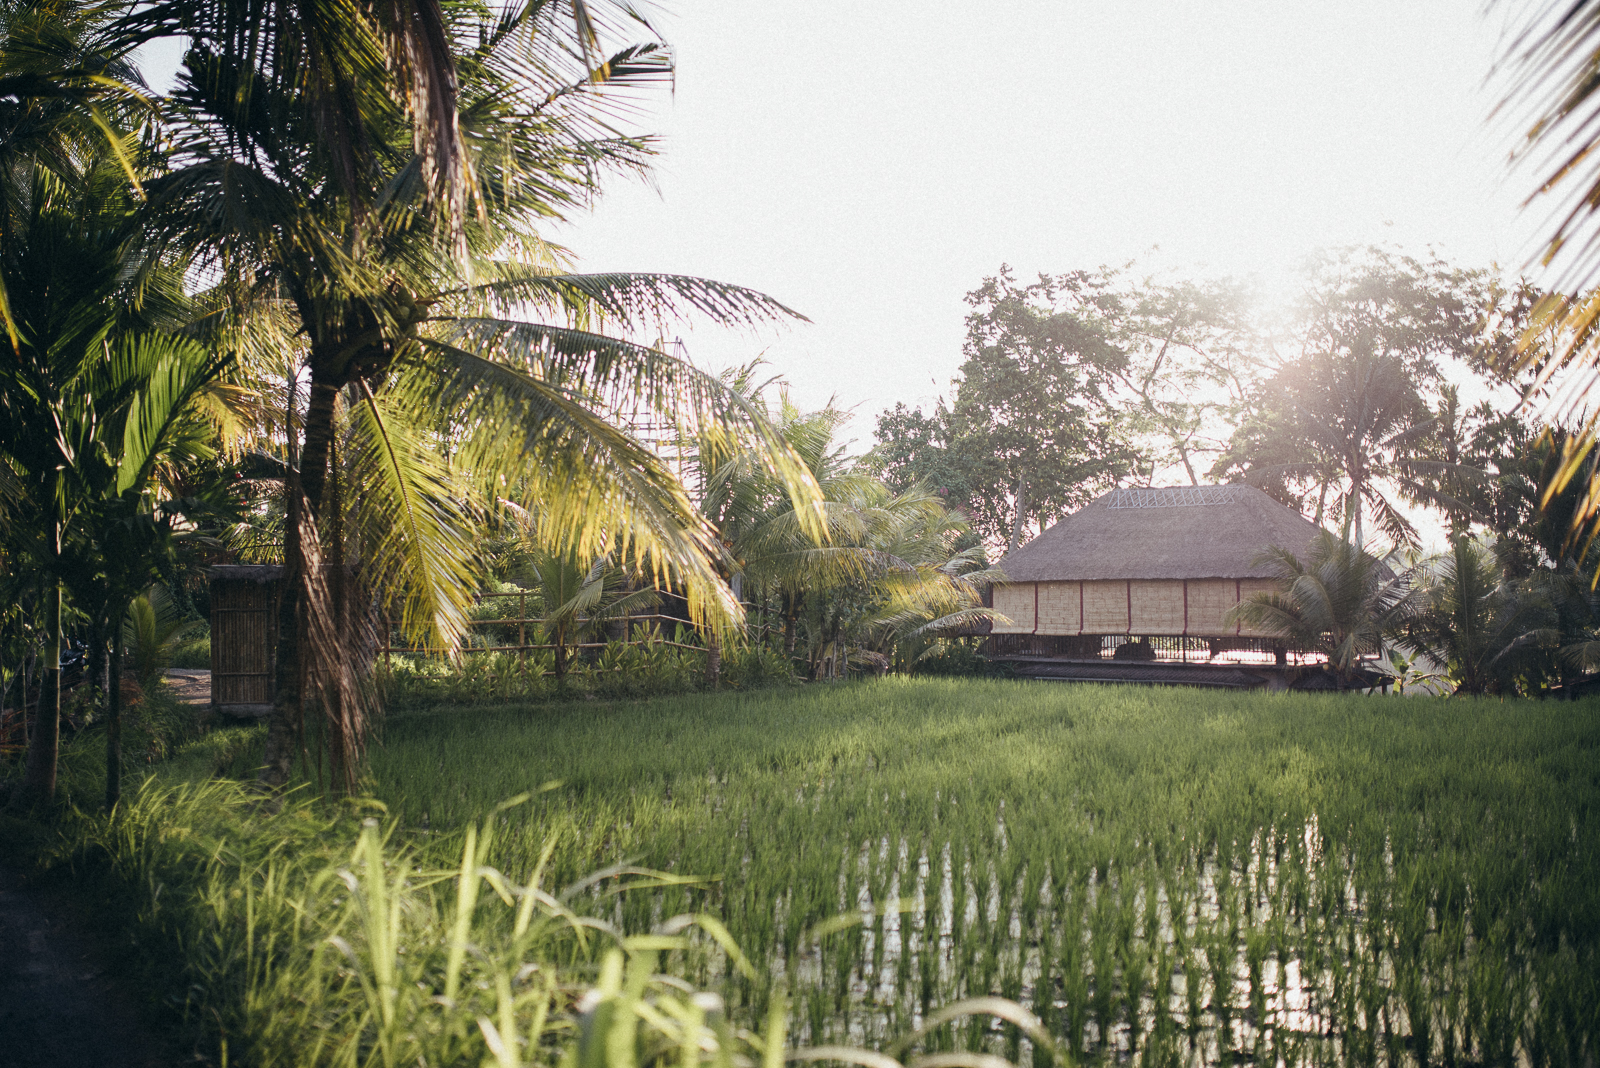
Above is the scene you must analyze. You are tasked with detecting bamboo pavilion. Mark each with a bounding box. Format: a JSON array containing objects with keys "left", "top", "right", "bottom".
[{"left": 988, "top": 484, "right": 1331, "bottom": 686}]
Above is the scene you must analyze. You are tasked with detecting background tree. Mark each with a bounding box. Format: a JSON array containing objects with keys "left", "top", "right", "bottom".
[
  {"left": 1212, "top": 248, "right": 1507, "bottom": 546},
  {"left": 1107, "top": 274, "right": 1260, "bottom": 485},
  {"left": 874, "top": 266, "right": 1134, "bottom": 554}
]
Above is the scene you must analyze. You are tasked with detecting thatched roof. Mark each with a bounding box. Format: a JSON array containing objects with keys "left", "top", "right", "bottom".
[{"left": 996, "top": 484, "right": 1328, "bottom": 582}]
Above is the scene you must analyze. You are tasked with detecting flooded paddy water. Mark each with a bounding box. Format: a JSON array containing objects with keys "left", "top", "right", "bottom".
[{"left": 373, "top": 678, "right": 1600, "bottom": 1067}]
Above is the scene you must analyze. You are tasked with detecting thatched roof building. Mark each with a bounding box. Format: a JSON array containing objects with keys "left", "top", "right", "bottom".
[{"left": 991, "top": 484, "right": 1325, "bottom": 639}]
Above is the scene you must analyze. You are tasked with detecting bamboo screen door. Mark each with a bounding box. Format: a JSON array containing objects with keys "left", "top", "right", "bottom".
[{"left": 208, "top": 567, "right": 280, "bottom": 716}]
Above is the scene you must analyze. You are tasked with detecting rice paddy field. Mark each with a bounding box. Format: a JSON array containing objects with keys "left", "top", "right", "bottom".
[{"left": 364, "top": 678, "right": 1600, "bottom": 1067}]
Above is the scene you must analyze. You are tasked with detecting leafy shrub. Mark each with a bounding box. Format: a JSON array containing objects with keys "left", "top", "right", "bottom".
[
  {"left": 168, "top": 633, "right": 211, "bottom": 669},
  {"left": 722, "top": 641, "right": 798, "bottom": 690},
  {"left": 909, "top": 641, "right": 1008, "bottom": 677},
  {"left": 382, "top": 625, "right": 795, "bottom": 707}
]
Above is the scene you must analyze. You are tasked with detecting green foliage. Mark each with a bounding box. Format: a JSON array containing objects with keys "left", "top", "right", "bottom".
[
  {"left": 167, "top": 633, "right": 212, "bottom": 670},
  {"left": 8, "top": 775, "right": 801, "bottom": 1067},
  {"left": 380, "top": 629, "right": 796, "bottom": 708},
  {"left": 1403, "top": 538, "right": 1513, "bottom": 694},
  {"left": 905, "top": 640, "right": 1004, "bottom": 677},
  {"left": 874, "top": 266, "right": 1135, "bottom": 551},
  {"left": 1208, "top": 249, "right": 1528, "bottom": 551},
  {"left": 122, "top": 586, "right": 201, "bottom": 688}
]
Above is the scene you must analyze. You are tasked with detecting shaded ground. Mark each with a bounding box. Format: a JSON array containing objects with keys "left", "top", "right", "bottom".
[
  {"left": 163, "top": 668, "right": 210, "bottom": 706},
  {"left": 0, "top": 864, "right": 172, "bottom": 1067}
]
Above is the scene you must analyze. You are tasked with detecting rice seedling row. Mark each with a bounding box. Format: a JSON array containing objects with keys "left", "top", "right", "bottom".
[{"left": 368, "top": 678, "right": 1600, "bottom": 1067}]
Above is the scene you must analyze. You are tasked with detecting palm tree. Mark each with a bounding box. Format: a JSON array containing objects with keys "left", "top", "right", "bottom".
[
  {"left": 131, "top": 0, "right": 823, "bottom": 787},
  {"left": 1215, "top": 345, "right": 1442, "bottom": 546},
  {"left": 847, "top": 484, "right": 1005, "bottom": 673},
  {"left": 511, "top": 547, "right": 659, "bottom": 679},
  {"left": 1498, "top": 2, "right": 1600, "bottom": 376},
  {"left": 1401, "top": 537, "right": 1509, "bottom": 695},
  {"left": 684, "top": 376, "right": 884, "bottom": 673},
  {"left": 0, "top": 0, "right": 152, "bottom": 343},
  {"left": 0, "top": 157, "right": 225, "bottom": 805},
  {"left": 1229, "top": 531, "right": 1423, "bottom": 686}
]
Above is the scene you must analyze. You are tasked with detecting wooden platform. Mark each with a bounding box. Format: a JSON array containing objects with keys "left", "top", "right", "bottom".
[{"left": 992, "top": 656, "right": 1284, "bottom": 690}]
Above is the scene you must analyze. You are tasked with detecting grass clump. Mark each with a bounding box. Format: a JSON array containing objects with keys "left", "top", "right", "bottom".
[{"left": 7, "top": 678, "right": 1598, "bottom": 1066}]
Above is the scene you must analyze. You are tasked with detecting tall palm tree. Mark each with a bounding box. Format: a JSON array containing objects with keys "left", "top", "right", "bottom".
[{"left": 132, "top": 0, "right": 822, "bottom": 788}]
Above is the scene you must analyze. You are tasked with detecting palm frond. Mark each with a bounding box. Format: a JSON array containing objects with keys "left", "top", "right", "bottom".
[{"left": 343, "top": 383, "right": 479, "bottom": 648}]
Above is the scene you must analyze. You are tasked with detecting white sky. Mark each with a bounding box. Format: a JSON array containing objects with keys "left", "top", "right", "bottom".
[
  {"left": 140, "top": 0, "right": 1549, "bottom": 483},
  {"left": 539, "top": 0, "right": 1545, "bottom": 433}
]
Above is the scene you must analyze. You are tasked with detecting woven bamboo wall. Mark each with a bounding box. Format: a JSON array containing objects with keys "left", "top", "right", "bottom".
[
  {"left": 1037, "top": 581, "right": 1081, "bottom": 635},
  {"left": 211, "top": 578, "right": 276, "bottom": 706},
  {"left": 1235, "top": 579, "right": 1281, "bottom": 638},
  {"left": 1081, "top": 581, "right": 1129, "bottom": 633},
  {"left": 1185, "top": 579, "right": 1237, "bottom": 634},
  {"left": 989, "top": 578, "right": 1289, "bottom": 639},
  {"left": 991, "top": 582, "right": 1036, "bottom": 633},
  {"left": 1126, "top": 580, "right": 1178, "bottom": 633}
]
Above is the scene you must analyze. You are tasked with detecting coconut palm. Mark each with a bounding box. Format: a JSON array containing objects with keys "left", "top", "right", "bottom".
[
  {"left": 130, "top": 0, "right": 823, "bottom": 787},
  {"left": 513, "top": 547, "right": 659, "bottom": 679},
  {"left": 1215, "top": 346, "right": 1446, "bottom": 546},
  {"left": 1498, "top": 1, "right": 1600, "bottom": 381},
  {"left": 1229, "top": 531, "right": 1423, "bottom": 685},
  {"left": 1401, "top": 537, "right": 1511, "bottom": 695},
  {"left": 691, "top": 382, "right": 884, "bottom": 667},
  {"left": 849, "top": 485, "right": 1006, "bottom": 672}
]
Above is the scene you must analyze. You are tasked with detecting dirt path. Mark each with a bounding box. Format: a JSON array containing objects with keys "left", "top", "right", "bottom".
[
  {"left": 0, "top": 864, "right": 174, "bottom": 1067},
  {"left": 163, "top": 668, "right": 211, "bottom": 706}
]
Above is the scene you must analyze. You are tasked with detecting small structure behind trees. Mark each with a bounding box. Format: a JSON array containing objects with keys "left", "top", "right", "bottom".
[{"left": 208, "top": 566, "right": 281, "bottom": 720}]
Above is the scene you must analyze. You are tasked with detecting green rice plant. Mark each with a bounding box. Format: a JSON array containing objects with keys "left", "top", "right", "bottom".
[
  {"left": 20, "top": 678, "right": 1598, "bottom": 1066},
  {"left": 18, "top": 768, "right": 1068, "bottom": 1068}
]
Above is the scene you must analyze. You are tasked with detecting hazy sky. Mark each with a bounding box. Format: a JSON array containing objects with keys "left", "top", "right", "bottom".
[
  {"left": 542, "top": 1, "right": 1542, "bottom": 434},
  {"left": 141, "top": 1, "right": 1542, "bottom": 442}
]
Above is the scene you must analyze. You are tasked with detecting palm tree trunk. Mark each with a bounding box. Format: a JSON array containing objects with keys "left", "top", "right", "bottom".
[
  {"left": 298, "top": 378, "right": 341, "bottom": 518},
  {"left": 782, "top": 593, "right": 798, "bottom": 658},
  {"left": 87, "top": 620, "right": 107, "bottom": 723},
  {"left": 21, "top": 580, "right": 61, "bottom": 806},
  {"left": 261, "top": 499, "right": 302, "bottom": 789},
  {"left": 105, "top": 626, "right": 123, "bottom": 811},
  {"left": 553, "top": 621, "right": 568, "bottom": 678},
  {"left": 262, "top": 374, "right": 338, "bottom": 790},
  {"left": 705, "top": 628, "right": 721, "bottom": 688},
  {"left": 1350, "top": 468, "right": 1364, "bottom": 546}
]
